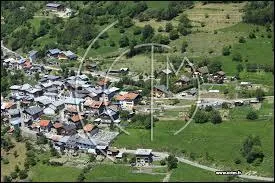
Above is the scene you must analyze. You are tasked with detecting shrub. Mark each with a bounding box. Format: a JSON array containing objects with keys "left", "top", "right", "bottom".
[
  {"left": 222, "top": 46, "right": 231, "bottom": 56},
  {"left": 205, "top": 14, "right": 209, "bottom": 18},
  {"left": 249, "top": 32, "right": 256, "bottom": 39},
  {"left": 210, "top": 110, "right": 222, "bottom": 124},
  {"left": 10, "top": 172, "right": 18, "bottom": 179},
  {"left": 194, "top": 110, "right": 209, "bottom": 123},
  {"left": 3, "top": 158, "right": 9, "bottom": 164},
  {"left": 234, "top": 158, "right": 241, "bottom": 164},
  {"left": 160, "top": 159, "right": 166, "bottom": 166},
  {"left": 232, "top": 52, "right": 242, "bottom": 62},
  {"left": 19, "top": 170, "right": 28, "bottom": 179},
  {"left": 214, "top": 30, "right": 217, "bottom": 34},
  {"left": 226, "top": 14, "right": 230, "bottom": 19},
  {"left": 246, "top": 110, "right": 258, "bottom": 120},
  {"left": 239, "top": 36, "right": 246, "bottom": 43},
  {"left": 222, "top": 102, "right": 229, "bottom": 109},
  {"left": 166, "top": 155, "right": 178, "bottom": 170}
]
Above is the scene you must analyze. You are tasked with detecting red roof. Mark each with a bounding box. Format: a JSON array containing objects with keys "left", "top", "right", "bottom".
[
  {"left": 71, "top": 115, "right": 83, "bottom": 122},
  {"left": 53, "top": 123, "right": 63, "bottom": 129},
  {"left": 115, "top": 93, "right": 139, "bottom": 101},
  {"left": 97, "top": 79, "right": 110, "bottom": 86},
  {"left": 23, "top": 60, "right": 32, "bottom": 69},
  {"left": 39, "top": 120, "right": 50, "bottom": 127},
  {"left": 83, "top": 124, "right": 96, "bottom": 132},
  {"left": 4, "top": 102, "right": 15, "bottom": 109}
]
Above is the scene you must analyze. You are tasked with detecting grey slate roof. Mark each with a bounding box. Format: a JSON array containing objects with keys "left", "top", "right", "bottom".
[
  {"left": 8, "top": 109, "right": 20, "bottom": 116},
  {"left": 24, "top": 106, "right": 43, "bottom": 115},
  {"left": 154, "top": 85, "right": 173, "bottom": 96}
]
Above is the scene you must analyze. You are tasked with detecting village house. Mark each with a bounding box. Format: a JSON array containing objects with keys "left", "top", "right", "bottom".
[
  {"left": 196, "top": 66, "right": 209, "bottom": 76},
  {"left": 8, "top": 109, "right": 21, "bottom": 127},
  {"left": 97, "top": 108, "right": 120, "bottom": 125},
  {"left": 83, "top": 124, "right": 99, "bottom": 136},
  {"left": 240, "top": 82, "right": 252, "bottom": 88},
  {"left": 39, "top": 120, "right": 53, "bottom": 132},
  {"left": 23, "top": 106, "right": 44, "bottom": 121},
  {"left": 84, "top": 100, "right": 107, "bottom": 115},
  {"left": 58, "top": 50, "right": 78, "bottom": 60},
  {"left": 135, "top": 149, "right": 153, "bottom": 166},
  {"left": 115, "top": 92, "right": 141, "bottom": 111},
  {"left": 27, "top": 88, "right": 43, "bottom": 98},
  {"left": 35, "top": 96, "right": 53, "bottom": 108},
  {"left": 175, "top": 75, "right": 191, "bottom": 87},
  {"left": 70, "top": 114, "right": 83, "bottom": 129},
  {"left": 62, "top": 124, "right": 77, "bottom": 136},
  {"left": 29, "top": 50, "right": 38, "bottom": 62},
  {"left": 51, "top": 122, "right": 64, "bottom": 135},
  {"left": 47, "top": 48, "right": 61, "bottom": 58},
  {"left": 153, "top": 85, "right": 173, "bottom": 98},
  {"left": 46, "top": 3, "right": 65, "bottom": 12}
]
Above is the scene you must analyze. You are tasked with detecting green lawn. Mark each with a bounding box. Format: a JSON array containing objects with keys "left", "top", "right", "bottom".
[
  {"left": 30, "top": 164, "right": 82, "bottom": 182},
  {"left": 113, "top": 103, "right": 274, "bottom": 177},
  {"left": 170, "top": 163, "right": 225, "bottom": 182},
  {"left": 1, "top": 139, "right": 27, "bottom": 179},
  {"left": 30, "top": 164, "right": 164, "bottom": 182},
  {"left": 146, "top": 1, "right": 170, "bottom": 9},
  {"left": 85, "top": 164, "right": 164, "bottom": 182}
]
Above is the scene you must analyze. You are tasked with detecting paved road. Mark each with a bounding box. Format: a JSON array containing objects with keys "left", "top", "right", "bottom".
[{"left": 119, "top": 148, "right": 274, "bottom": 182}]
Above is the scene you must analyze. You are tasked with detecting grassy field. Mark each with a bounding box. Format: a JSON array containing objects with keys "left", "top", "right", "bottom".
[
  {"left": 113, "top": 101, "right": 274, "bottom": 176},
  {"left": 85, "top": 164, "right": 164, "bottom": 182},
  {"left": 30, "top": 164, "right": 82, "bottom": 182},
  {"left": 1, "top": 139, "right": 27, "bottom": 179},
  {"left": 170, "top": 163, "right": 226, "bottom": 182},
  {"left": 30, "top": 163, "right": 164, "bottom": 182}
]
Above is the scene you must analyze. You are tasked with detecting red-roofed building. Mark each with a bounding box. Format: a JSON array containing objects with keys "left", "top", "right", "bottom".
[
  {"left": 23, "top": 59, "right": 32, "bottom": 69},
  {"left": 70, "top": 115, "right": 83, "bottom": 129},
  {"left": 52, "top": 122, "right": 63, "bottom": 135},
  {"left": 39, "top": 120, "right": 52, "bottom": 132},
  {"left": 83, "top": 123, "right": 99, "bottom": 136},
  {"left": 115, "top": 92, "right": 141, "bottom": 111}
]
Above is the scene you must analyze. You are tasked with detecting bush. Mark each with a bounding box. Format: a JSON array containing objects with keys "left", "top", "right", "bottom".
[
  {"left": 249, "top": 32, "right": 256, "bottom": 39},
  {"left": 214, "top": 30, "right": 217, "bottom": 34},
  {"left": 194, "top": 110, "right": 209, "bottom": 123},
  {"left": 3, "top": 176, "right": 12, "bottom": 182},
  {"left": 166, "top": 155, "right": 178, "bottom": 170},
  {"left": 19, "top": 170, "right": 28, "bottom": 179},
  {"left": 246, "top": 110, "right": 258, "bottom": 120},
  {"left": 232, "top": 52, "right": 242, "bottom": 62},
  {"left": 239, "top": 36, "right": 246, "bottom": 43},
  {"left": 222, "top": 102, "right": 229, "bottom": 109},
  {"left": 234, "top": 158, "right": 241, "bottom": 164},
  {"left": 210, "top": 110, "right": 222, "bottom": 124},
  {"left": 226, "top": 14, "right": 230, "bottom": 19},
  {"left": 222, "top": 46, "right": 231, "bottom": 56},
  {"left": 10, "top": 172, "right": 18, "bottom": 179},
  {"left": 3, "top": 158, "right": 9, "bottom": 164},
  {"left": 89, "top": 154, "right": 96, "bottom": 162},
  {"left": 160, "top": 159, "right": 166, "bottom": 166},
  {"left": 169, "top": 29, "right": 179, "bottom": 40},
  {"left": 205, "top": 14, "right": 209, "bottom": 18}
]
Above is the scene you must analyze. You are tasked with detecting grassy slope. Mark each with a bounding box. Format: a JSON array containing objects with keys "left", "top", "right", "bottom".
[
  {"left": 113, "top": 101, "right": 274, "bottom": 176},
  {"left": 30, "top": 163, "right": 164, "bottom": 182},
  {"left": 1, "top": 139, "right": 27, "bottom": 179},
  {"left": 85, "top": 164, "right": 164, "bottom": 182}
]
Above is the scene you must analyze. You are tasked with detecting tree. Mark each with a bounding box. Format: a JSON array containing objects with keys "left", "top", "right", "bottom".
[
  {"left": 236, "top": 63, "right": 244, "bottom": 72},
  {"left": 181, "top": 40, "right": 188, "bottom": 53},
  {"left": 3, "top": 176, "right": 12, "bottom": 182},
  {"left": 69, "top": 70, "right": 75, "bottom": 76},
  {"left": 89, "top": 154, "right": 96, "bottom": 162},
  {"left": 241, "top": 135, "right": 264, "bottom": 164},
  {"left": 76, "top": 172, "right": 85, "bottom": 182},
  {"left": 37, "top": 134, "right": 48, "bottom": 144},
  {"left": 160, "top": 159, "right": 166, "bottom": 166},
  {"left": 255, "top": 88, "right": 265, "bottom": 101},
  {"left": 166, "top": 155, "right": 178, "bottom": 170},
  {"left": 246, "top": 110, "right": 258, "bottom": 120},
  {"left": 208, "top": 60, "right": 222, "bottom": 74},
  {"left": 120, "top": 110, "right": 130, "bottom": 121},
  {"left": 15, "top": 165, "right": 20, "bottom": 173},
  {"left": 210, "top": 110, "right": 222, "bottom": 124},
  {"left": 165, "top": 22, "right": 173, "bottom": 32},
  {"left": 34, "top": 72, "right": 40, "bottom": 81},
  {"left": 232, "top": 52, "right": 242, "bottom": 62},
  {"left": 188, "top": 105, "right": 196, "bottom": 117},
  {"left": 239, "top": 36, "right": 246, "bottom": 43},
  {"left": 194, "top": 110, "right": 209, "bottom": 123},
  {"left": 169, "top": 29, "right": 179, "bottom": 40},
  {"left": 10, "top": 171, "right": 18, "bottom": 179},
  {"left": 142, "top": 24, "right": 154, "bottom": 41},
  {"left": 18, "top": 170, "right": 28, "bottom": 179},
  {"left": 119, "top": 35, "right": 129, "bottom": 47},
  {"left": 249, "top": 32, "right": 256, "bottom": 39},
  {"left": 222, "top": 46, "right": 231, "bottom": 56}
]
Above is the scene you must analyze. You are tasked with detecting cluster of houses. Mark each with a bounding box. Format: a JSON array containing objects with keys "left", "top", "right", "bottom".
[{"left": 1, "top": 70, "right": 145, "bottom": 158}]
